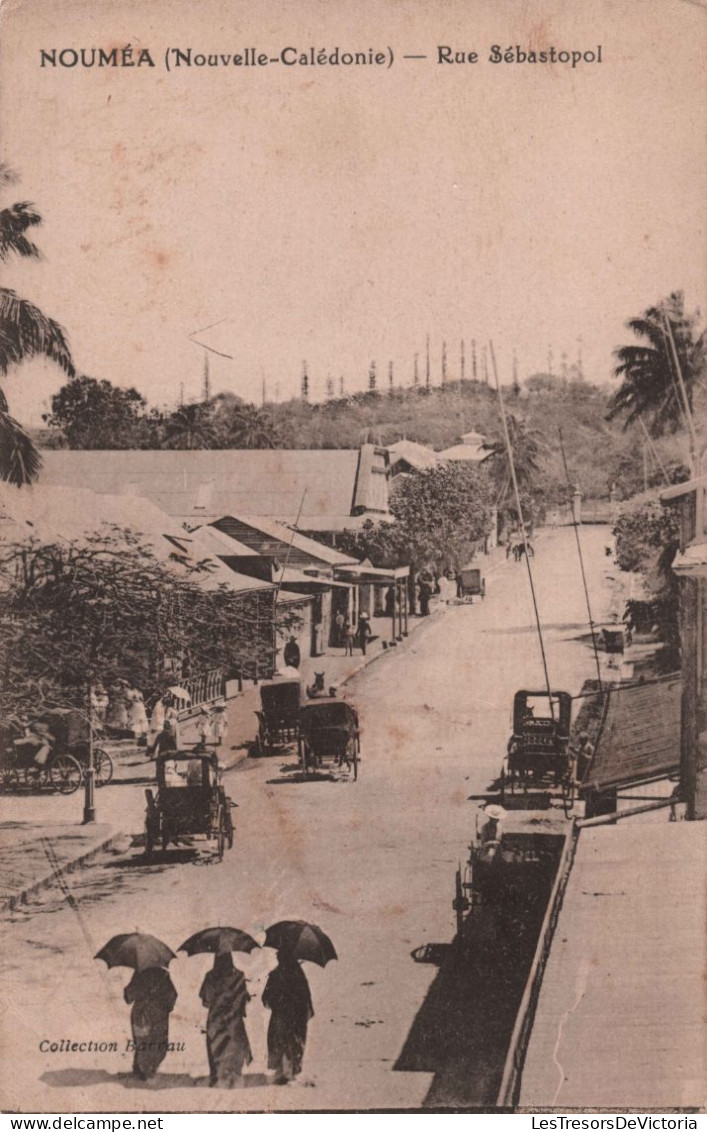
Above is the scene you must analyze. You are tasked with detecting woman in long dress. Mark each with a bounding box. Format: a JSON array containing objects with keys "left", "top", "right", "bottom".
[
  {"left": 123, "top": 966, "right": 178, "bottom": 1081},
  {"left": 199, "top": 953, "right": 252, "bottom": 1087},
  {"left": 262, "top": 951, "right": 314, "bottom": 1083},
  {"left": 105, "top": 682, "right": 129, "bottom": 732},
  {"left": 147, "top": 696, "right": 166, "bottom": 755},
  {"left": 127, "top": 688, "right": 149, "bottom": 741}
]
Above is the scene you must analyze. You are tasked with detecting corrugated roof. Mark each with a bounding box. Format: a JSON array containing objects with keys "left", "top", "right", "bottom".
[
  {"left": 520, "top": 822, "right": 706, "bottom": 1108},
  {"left": 215, "top": 514, "right": 357, "bottom": 566},
  {"left": 580, "top": 674, "right": 681, "bottom": 794},
  {"left": 39, "top": 448, "right": 382, "bottom": 520},
  {"left": 0, "top": 485, "right": 272, "bottom": 595},
  {"left": 387, "top": 440, "right": 439, "bottom": 470}
]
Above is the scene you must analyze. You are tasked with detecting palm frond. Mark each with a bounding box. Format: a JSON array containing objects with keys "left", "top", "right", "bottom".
[
  {"left": 0, "top": 203, "right": 42, "bottom": 262},
  {"left": 0, "top": 410, "right": 42, "bottom": 485},
  {"left": 0, "top": 289, "right": 76, "bottom": 378}
]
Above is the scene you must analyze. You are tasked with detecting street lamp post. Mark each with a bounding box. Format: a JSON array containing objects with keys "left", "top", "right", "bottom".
[{"left": 82, "top": 686, "right": 96, "bottom": 824}]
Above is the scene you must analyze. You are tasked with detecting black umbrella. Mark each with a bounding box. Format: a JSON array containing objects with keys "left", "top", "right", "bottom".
[
  {"left": 179, "top": 926, "right": 261, "bottom": 956},
  {"left": 95, "top": 933, "right": 176, "bottom": 972},
  {"left": 264, "top": 920, "right": 337, "bottom": 967}
]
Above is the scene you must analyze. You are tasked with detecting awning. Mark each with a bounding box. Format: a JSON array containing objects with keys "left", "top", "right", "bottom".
[{"left": 580, "top": 674, "right": 681, "bottom": 795}]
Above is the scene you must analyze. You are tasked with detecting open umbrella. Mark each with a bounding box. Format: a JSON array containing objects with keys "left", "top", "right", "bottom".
[
  {"left": 95, "top": 933, "right": 176, "bottom": 971},
  {"left": 179, "top": 926, "right": 261, "bottom": 956},
  {"left": 264, "top": 920, "right": 337, "bottom": 967}
]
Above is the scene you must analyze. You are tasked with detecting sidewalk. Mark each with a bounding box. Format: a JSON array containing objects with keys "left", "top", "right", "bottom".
[{"left": 0, "top": 545, "right": 510, "bottom": 914}]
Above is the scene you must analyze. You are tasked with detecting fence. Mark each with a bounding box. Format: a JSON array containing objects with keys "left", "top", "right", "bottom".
[
  {"left": 180, "top": 668, "right": 225, "bottom": 708},
  {"left": 495, "top": 826, "right": 578, "bottom": 1107}
]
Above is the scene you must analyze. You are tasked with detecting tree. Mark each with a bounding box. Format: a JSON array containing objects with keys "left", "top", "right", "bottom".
[
  {"left": 0, "top": 527, "right": 278, "bottom": 714},
  {"left": 483, "top": 413, "right": 543, "bottom": 493},
  {"left": 0, "top": 166, "right": 76, "bottom": 484},
  {"left": 213, "top": 401, "right": 282, "bottom": 449},
  {"left": 607, "top": 291, "right": 705, "bottom": 436},
  {"left": 163, "top": 402, "right": 217, "bottom": 449},
  {"left": 390, "top": 463, "right": 494, "bottom": 571},
  {"left": 43, "top": 376, "right": 146, "bottom": 448}
]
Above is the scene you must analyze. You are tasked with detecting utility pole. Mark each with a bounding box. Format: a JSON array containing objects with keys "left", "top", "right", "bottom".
[
  {"left": 441, "top": 340, "right": 447, "bottom": 385},
  {"left": 202, "top": 351, "right": 211, "bottom": 401},
  {"left": 576, "top": 336, "right": 584, "bottom": 381},
  {"left": 413, "top": 353, "right": 419, "bottom": 387},
  {"left": 460, "top": 339, "right": 465, "bottom": 383},
  {"left": 472, "top": 338, "right": 477, "bottom": 380},
  {"left": 426, "top": 334, "right": 431, "bottom": 391},
  {"left": 512, "top": 348, "right": 520, "bottom": 394}
]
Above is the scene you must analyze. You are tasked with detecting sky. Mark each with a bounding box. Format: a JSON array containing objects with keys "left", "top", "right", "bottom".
[{"left": 1, "top": 0, "right": 705, "bottom": 424}]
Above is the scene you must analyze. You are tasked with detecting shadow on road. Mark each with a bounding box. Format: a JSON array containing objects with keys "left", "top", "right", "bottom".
[{"left": 42, "top": 1068, "right": 271, "bottom": 1090}]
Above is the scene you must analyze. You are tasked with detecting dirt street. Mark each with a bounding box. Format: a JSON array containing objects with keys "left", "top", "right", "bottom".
[{"left": 0, "top": 526, "right": 616, "bottom": 1112}]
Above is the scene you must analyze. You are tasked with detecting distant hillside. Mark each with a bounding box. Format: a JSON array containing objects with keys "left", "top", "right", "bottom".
[{"left": 37, "top": 374, "right": 689, "bottom": 504}]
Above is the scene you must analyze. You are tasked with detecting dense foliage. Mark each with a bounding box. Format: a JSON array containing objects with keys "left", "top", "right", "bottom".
[
  {"left": 0, "top": 528, "right": 279, "bottom": 713},
  {"left": 335, "top": 462, "right": 493, "bottom": 574}
]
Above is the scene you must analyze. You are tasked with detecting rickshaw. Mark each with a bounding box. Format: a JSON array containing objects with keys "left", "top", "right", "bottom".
[
  {"left": 298, "top": 698, "right": 360, "bottom": 780},
  {"left": 35, "top": 708, "right": 113, "bottom": 786},
  {"left": 0, "top": 708, "right": 112, "bottom": 794},
  {"left": 253, "top": 678, "right": 302, "bottom": 755},
  {"left": 457, "top": 566, "right": 486, "bottom": 602},
  {"left": 500, "top": 690, "right": 573, "bottom": 804},
  {"left": 601, "top": 626, "right": 625, "bottom": 654},
  {"left": 144, "top": 750, "right": 235, "bottom": 860}
]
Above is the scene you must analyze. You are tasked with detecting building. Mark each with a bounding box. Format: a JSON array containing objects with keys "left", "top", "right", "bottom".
[
  {"left": 387, "top": 439, "right": 439, "bottom": 476},
  {"left": 661, "top": 472, "right": 707, "bottom": 820},
  {"left": 0, "top": 482, "right": 278, "bottom": 681},
  {"left": 38, "top": 445, "right": 392, "bottom": 541},
  {"left": 438, "top": 430, "right": 490, "bottom": 463}
]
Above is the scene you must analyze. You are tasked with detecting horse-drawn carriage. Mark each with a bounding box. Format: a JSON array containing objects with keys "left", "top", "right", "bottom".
[
  {"left": 457, "top": 566, "right": 486, "bottom": 602},
  {"left": 501, "top": 690, "right": 574, "bottom": 809},
  {"left": 298, "top": 699, "right": 360, "bottom": 780},
  {"left": 253, "top": 678, "right": 302, "bottom": 755},
  {"left": 144, "top": 750, "right": 235, "bottom": 859},
  {"left": 0, "top": 707, "right": 113, "bottom": 794}
]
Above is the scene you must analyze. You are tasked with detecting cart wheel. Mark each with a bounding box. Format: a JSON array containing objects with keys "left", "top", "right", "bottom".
[
  {"left": 217, "top": 808, "right": 226, "bottom": 860},
  {"left": 50, "top": 755, "right": 82, "bottom": 795},
  {"left": 226, "top": 808, "right": 234, "bottom": 850},
  {"left": 94, "top": 748, "right": 113, "bottom": 787},
  {"left": 350, "top": 738, "right": 359, "bottom": 782}
]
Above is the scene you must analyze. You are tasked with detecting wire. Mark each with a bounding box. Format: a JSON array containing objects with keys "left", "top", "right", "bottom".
[
  {"left": 489, "top": 341, "right": 555, "bottom": 718},
  {"left": 558, "top": 428, "right": 603, "bottom": 692}
]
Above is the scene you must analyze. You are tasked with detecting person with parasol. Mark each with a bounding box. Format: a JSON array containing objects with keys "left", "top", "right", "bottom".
[
  {"left": 262, "top": 920, "right": 336, "bottom": 1084},
  {"left": 95, "top": 933, "right": 177, "bottom": 1082},
  {"left": 180, "top": 927, "right": 260, "bottom": 1088}
]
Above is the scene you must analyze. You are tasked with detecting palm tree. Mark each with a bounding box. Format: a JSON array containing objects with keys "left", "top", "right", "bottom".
[
  {"left": 163, "top": 402, "right": 216, "bottom": 449},
  {"left": 607, "top": 292, "right": 705, "bottom": 437},
  {"left": 229, "top": 404, "right": 281, "bottom": 449},
  {"left": 484, "top": 414, "right": 543, "bottom": 493},
  {"left": 0, "top": 166, "right": 76, "bottom": 484}
]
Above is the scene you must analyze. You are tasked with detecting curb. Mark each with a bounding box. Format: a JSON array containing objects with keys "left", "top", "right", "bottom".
[{"left": 1, "top": 830, "right": 128, "bottom": 913}]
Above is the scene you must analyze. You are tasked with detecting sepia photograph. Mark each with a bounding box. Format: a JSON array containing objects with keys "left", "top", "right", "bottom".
[{"left": 0, "top": 0, "right": 705, "bottom": 1116}]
